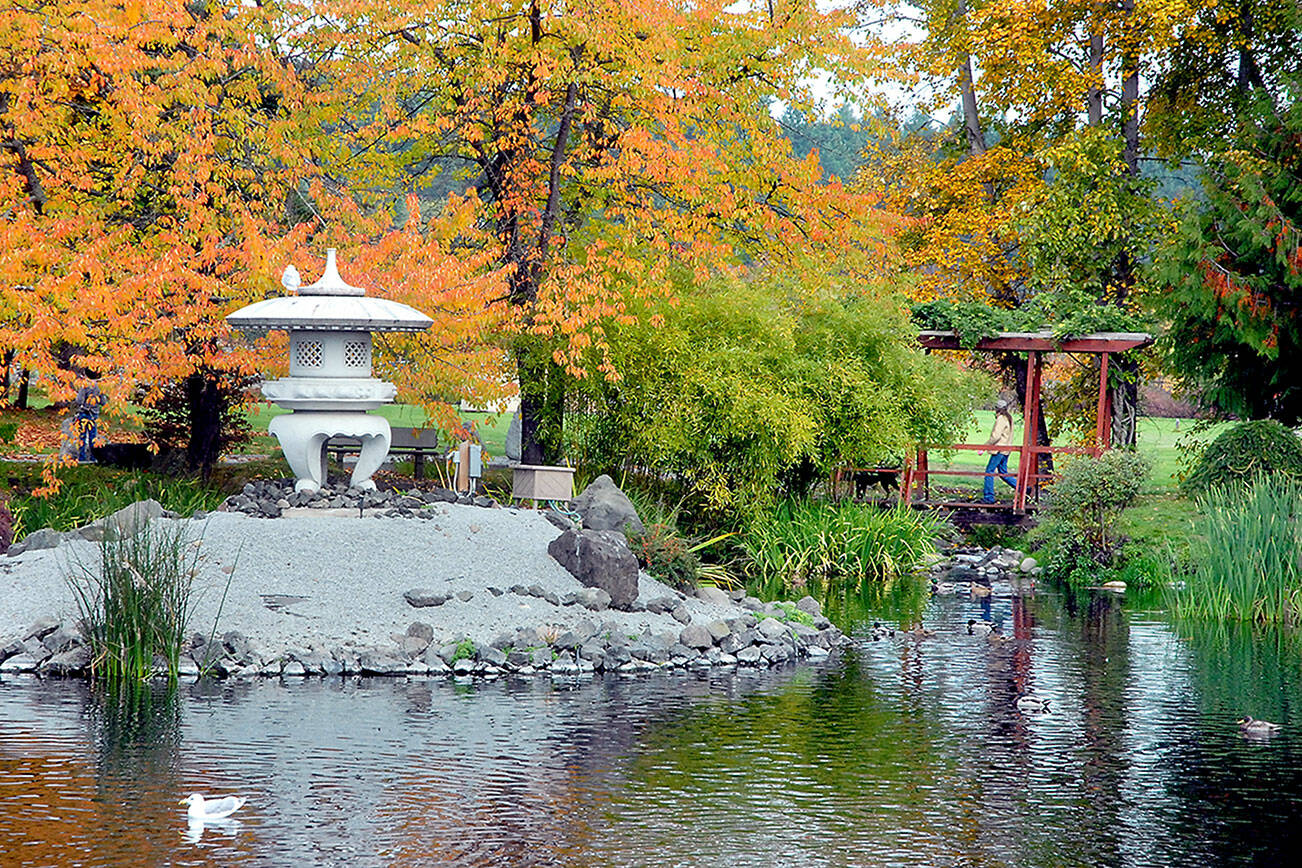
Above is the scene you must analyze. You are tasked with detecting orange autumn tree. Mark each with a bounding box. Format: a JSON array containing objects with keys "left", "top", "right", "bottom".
[
  {"left": 0, "top": 1, "right": 507, "bottom": 479},
  {"left": 297, "top": 0, "right": 894, "bottom": 464},
  {"left": 0, "top": 0, "right": 317, "bottom": 479}
]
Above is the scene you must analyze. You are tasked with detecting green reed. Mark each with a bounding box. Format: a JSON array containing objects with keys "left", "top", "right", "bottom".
[
  {"left": 742, "top": 499, "right": 948, "bottom": 593},
  {"left": 1167, "top": 478, "right": 1302, "bottom": 624},
  {"left": 67, "top": 522, "right": 201, "bottom": 684}
]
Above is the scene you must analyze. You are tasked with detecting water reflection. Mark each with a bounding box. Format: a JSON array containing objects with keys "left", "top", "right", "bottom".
[{"left": 3, "top": 587, "right": 1302, "bottom": 866}]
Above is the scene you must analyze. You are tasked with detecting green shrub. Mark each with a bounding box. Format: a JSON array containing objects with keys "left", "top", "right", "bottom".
[
  {"left": 1036, "top": 450, "right": 1150, "bottom": 583},
  {"left": 1180, "top": 420, "right": 1302, "bottom": 497},
  {"left": 67, "top": 522, "right": 201, "bottom": 684},
  {"left": 565, "top": 268, "right": 982, "bottom": 528},
  {"left": 1168, "top": 477, "right": 1302, "bottom": 624},
  {"left": 627, "top": 523, "right": 700, "bottom": 591},
  {"left": 741, "top": 499, "right": 948, "bottom": 594}
]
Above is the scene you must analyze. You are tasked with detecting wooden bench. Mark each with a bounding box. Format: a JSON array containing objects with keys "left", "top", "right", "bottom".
[{"left": 326, "top": 428, "right": 442, "bottom": 479}]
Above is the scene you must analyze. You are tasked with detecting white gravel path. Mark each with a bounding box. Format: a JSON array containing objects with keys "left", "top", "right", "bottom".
[{"left": 1, "top": 505, "right": 752, "bottom": 655}]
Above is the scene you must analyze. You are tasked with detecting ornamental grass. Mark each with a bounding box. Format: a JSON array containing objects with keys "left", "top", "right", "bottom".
[
  {"left": 1168, "top": 478, "right": 1302, "bottom": 625},
  {"left": 742, "top": 499, "right": 948, "bottom": 593},
  {"left": 67, "top": 522, "right": 201, "bottom": 684}
]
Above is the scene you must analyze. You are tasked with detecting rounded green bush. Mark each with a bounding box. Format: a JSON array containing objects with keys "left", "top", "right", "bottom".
[{"left": 1181, "top": 420, "right": 1302, "bottom": 497}]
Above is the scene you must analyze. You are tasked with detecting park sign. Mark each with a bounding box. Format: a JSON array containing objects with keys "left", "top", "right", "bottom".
[{"left": 226, "top": 250, "right": 433, "bottom": 493}]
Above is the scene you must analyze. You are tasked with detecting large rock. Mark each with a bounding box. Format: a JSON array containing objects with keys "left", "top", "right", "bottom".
[
  {"left": 547, "top": 527, "right": 640, "bottom": 609},
  {"left": 570, "top": 475, "right": 644, "bottom": 535},
  {"left": 86, "top": 499, "right": 170, "bottom": 539},
  {"left": 6, "top": 528, "right": 64, "bottom": 557},
  {"left": 504, "top": 412, "right": 522, "bottom": 463}
]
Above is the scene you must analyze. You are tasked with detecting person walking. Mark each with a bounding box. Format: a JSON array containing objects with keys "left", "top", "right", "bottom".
[
  {"left": 983, "top": 397, "right": 1017, "bottom": 503},
  {"left": 73, "top": 379, "right": 107, "bottom": 463}
]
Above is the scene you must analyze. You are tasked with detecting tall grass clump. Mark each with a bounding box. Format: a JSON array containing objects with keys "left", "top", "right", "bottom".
[
  {"left": 67, "top": 523, "right": 201, "bottom": 683},
  {"left": 742, "top": 499, "right": 948, "bottom": 593},
  {"left": 1168, "top": 478, "right": 1302, "bottom": 624}
]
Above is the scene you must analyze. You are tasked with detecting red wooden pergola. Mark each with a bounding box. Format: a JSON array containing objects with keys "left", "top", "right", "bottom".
[{"left": 835, "top": 330, "right": 1154, "bottom": 515}]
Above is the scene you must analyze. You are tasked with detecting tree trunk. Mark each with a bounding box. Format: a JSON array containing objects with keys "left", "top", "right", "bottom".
[
  {"left": 1109, "top": 355, "right": 1140, "bottom": 450},
  {"left": 1087, "top": 32, "right": 1104, "bottom": 126},
  {"left": 955, "top": 0, "right": 987, "bottom": 157},
  {"left": 185, "top": 372, "right": 223, "bottom": 481},
  {"left": 1106, "top": 0, "right": 1141, "bottom": 448},
  {"left": 0, "top": 350, "right": 11, "bottom": 404},
  {"left": 515, "top": 339, "right": 566, "bottom": 466},
  {"left": 15, "top": 368, "right": 30, "bottom": 409}
]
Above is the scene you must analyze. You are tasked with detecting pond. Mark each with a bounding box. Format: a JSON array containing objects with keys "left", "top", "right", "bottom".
[{"left": 3, "top": 580, "right": 1301, "bottom": 867}]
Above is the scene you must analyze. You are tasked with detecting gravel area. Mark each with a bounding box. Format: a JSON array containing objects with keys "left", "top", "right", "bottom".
[{"left": 2, "top": 506, "right": 766, "bottom": 658}]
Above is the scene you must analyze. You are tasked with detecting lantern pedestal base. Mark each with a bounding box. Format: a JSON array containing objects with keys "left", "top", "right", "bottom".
[{"left": 269, "top": 412, "right": 391, "bottom": 493}]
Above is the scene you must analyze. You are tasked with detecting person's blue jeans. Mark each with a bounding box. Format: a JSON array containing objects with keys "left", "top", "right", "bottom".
[
  {"left": 983, "top": 453, "right": 1016, "bottom": 502},
  {"left": 77, "top": 415, "right": 97, "bottom": 462}
]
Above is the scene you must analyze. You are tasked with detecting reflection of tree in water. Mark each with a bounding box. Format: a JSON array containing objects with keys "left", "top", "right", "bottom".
[{"left": 375, "top": 671, "right": 829, "bottom": 867}]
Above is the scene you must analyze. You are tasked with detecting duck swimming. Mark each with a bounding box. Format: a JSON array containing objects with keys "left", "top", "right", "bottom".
[
  {"left": 967, "top": 619, "right": 994, "bottom": 637},
  {"left": 1238, "top": 716, "right": 1282, "bottom": 736},
  {"left": 1016, "top": 693, "right": 1050, "bottom": 714}
]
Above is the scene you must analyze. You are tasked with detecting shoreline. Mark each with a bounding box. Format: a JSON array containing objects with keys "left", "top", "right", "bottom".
[{"left": 1, "top": 503, "right": 847, "bottom": 681}]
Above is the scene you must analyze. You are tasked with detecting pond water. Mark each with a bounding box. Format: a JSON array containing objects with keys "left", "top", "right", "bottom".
[{"left": 3, "top": 581, "right": 1302, "bottom": 867}]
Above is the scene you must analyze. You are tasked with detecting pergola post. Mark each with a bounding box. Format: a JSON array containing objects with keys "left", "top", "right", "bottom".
[
  {"left": 1015, "top": 351, "right": 1042, "bottom": 512},
  {"left": 1095, "top": 352, "right": 1113, "bottom": 452}
]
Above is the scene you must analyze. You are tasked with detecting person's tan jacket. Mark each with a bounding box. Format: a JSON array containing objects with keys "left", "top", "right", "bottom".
[{"left": 986, "top": 412, "right": 1013, "bottom": 454}]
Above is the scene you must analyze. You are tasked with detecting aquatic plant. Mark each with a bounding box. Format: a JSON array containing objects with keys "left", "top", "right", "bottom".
[
  {"left": 1168, "top": 478, "right": 1302, "bottom": 624},
  {"left": 67, "top": 522, "right": 202, "bottom": 684},
  {"left": 741, "top": 499, "right": 948, "bottom": 593}
]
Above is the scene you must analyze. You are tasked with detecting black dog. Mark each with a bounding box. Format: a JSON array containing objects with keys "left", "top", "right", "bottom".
[{"left": 853, "top": 469, "right": 900, "bottom": 499}]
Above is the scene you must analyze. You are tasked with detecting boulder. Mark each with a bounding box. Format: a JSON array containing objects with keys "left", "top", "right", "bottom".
[
  {"left": 795, "top": 596, "right": 822, "bottom": 618},
  {"left": 7, "top": 528, "right": 64, "bottom": 557},
  {"left": 679, "top": 624, "right": 714, "bottom": 649},
  {"left": 694, "top": 586, "right": 731, "bottom": 606},
  {"left": 569, "top": 475, "right": 644, "bottom": 535},
  {"left": 94, "top": 499, "right": 170, "bottom": 539},
  {"left": 504, "top": 412, "right": 522, "bottom": 463},
  {"left": 404, "top": 589, "right": 450, "bottom": 608},
  {"left": 547, "top": 527, "right": 640, "bottom": 609}
]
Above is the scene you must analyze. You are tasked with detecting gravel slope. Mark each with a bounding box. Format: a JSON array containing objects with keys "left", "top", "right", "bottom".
[{"left": 1, "top": 506, "right": 752, "bottom": 657}]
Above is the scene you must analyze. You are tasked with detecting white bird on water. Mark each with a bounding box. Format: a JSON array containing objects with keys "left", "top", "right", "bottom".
[{"left": 182, "top": 793, "right": 247, "bottom": 821}]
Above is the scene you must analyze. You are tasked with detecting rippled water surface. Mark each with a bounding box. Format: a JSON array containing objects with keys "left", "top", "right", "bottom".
[{"left": 4, "top": 583, "right": 1302, "bottom": 867}]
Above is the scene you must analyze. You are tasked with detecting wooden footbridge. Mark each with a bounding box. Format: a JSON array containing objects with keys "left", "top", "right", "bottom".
[{"left": 834, "top": 330, "right": 1154, "bottom": 524}]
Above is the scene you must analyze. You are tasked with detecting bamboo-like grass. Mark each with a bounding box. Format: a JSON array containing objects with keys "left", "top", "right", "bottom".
[
  {"left": 1167, "top": 478, "right": 1302, "bottom": 624},
  {"left": 67, "top": 522, "right": 201, "bottom": 684},
  {"left": 743, "top": 499, "right": 948, "bottom": 593}
]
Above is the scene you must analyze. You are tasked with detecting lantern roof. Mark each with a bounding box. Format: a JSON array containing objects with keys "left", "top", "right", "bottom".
[{"left": 226, "top": 249, "right": 433, "bottom": 334}]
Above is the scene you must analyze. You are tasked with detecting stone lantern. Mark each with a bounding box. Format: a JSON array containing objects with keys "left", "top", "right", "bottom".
[{"left": 226, "top": 249, "right": 433, "bottom": 492}]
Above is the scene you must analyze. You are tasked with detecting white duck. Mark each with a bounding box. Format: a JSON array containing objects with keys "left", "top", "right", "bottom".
[
  {"left": 967, "top": 619, "right": 995, "bottom": 637},
  {"left": 182, "top": 793, "right": 247, "bottom": 821}
]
